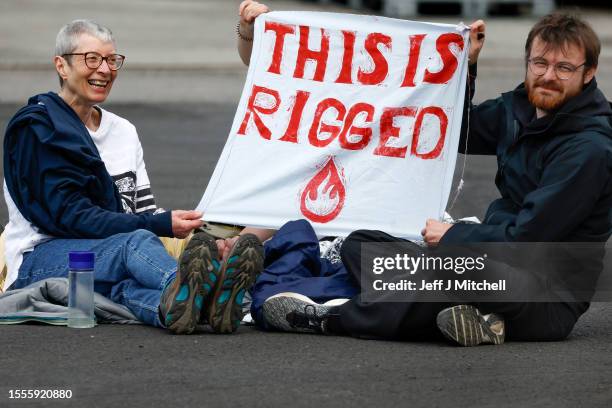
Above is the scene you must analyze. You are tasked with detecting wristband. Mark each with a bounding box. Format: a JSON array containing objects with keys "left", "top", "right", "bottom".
[{"left": 236, "top": 22, "right": 253, "bottom": 42}]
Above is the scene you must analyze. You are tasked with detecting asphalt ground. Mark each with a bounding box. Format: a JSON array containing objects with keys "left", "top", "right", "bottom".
[
  {"left": 0, "top": 102, "right": 611, "bottom": 408},
  {"left": 1, "top": 0, "right": 612, "bottom": 407}
]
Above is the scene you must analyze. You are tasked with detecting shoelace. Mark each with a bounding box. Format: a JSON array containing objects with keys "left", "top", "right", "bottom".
[{"left": 287, "top": 304, "right": 323, "bottom": 331}]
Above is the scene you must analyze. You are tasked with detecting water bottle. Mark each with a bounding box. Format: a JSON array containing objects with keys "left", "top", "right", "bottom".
[{"left": 68, "top": 251, "right": 95, "bottom": 328}]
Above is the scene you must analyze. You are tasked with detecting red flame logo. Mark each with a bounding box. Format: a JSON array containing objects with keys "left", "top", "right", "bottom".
[{"left": 300, "top": 157, "right": 346, "bottom": 223}]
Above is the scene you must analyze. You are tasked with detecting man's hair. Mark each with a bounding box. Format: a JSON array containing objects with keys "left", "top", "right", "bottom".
[
  {"left": 525, "top": 13, "right": 600, "bottom": 70},
  {"left": 55, "top": 19, "right": 115, "bottom": 87}
]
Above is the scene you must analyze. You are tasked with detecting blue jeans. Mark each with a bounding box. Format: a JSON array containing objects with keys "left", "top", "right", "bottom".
[{"left": 10, "top": 229, "right": 177, "bottom": 327}]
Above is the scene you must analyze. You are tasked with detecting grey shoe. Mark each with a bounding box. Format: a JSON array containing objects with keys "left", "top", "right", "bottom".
[
  {"left": 159, "top": 231, "right": 219, "bottom": 334},
  {"left": 207, "top": 233, "right": 264, "bottom": 334},
  {"left": 436, "top": 305, "right": 505, "bottom": 346},
  {"left": 263, "top": 292, "right": 348, "bottom": 334}
]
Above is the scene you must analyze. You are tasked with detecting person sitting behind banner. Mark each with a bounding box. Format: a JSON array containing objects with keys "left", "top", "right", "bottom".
[
  {"left": 231, "top": 1, "right": 358, "bottom": 324},
  {"left": 217, "top": 0, "right": 278, "bottom": 259},
  {"left": 233, "top": 1, "right": 489, "bottom": 332}
]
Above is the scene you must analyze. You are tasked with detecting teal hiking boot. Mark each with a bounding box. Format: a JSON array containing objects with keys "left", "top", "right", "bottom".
[
  {"left": 160, "top": 231, "right": 219, "bottom": 334},
  {"left": 207, "top": 233, "right": 264, "bottom": 334}
]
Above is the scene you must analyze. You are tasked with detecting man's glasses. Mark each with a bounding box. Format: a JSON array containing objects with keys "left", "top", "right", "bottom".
[
  {"left": 527, "top": 58, "right": 585, "bottom": 81},
  {"left": 62, "top": 52, "right": 126, "bottom": 71}
]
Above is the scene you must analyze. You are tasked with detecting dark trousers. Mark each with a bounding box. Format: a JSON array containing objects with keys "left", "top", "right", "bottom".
[{"left": 335, "top": 230, "right": 584, "bottom": 341}]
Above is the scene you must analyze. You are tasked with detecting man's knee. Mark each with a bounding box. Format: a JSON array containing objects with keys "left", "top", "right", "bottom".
[
  {"left": 342, "top": 229, "right": 382, "bottom": 251},
  {"left": 550, "top": 320, "right": 576, "bottom": 341},
  {"left": 539, "top": 317, "right": 577, "bottom": 341},
  {"left": 341, "top": 229, "right": 403, "bottom": 263},
  {"left": 507, "top": 306, "right": 578, "bottom": 342},
  {"left": 341, "top": 230, "right": 377, "bottom": 262},
  {"left": 512, "top": 320, "right": 576, "bottom": 341}
]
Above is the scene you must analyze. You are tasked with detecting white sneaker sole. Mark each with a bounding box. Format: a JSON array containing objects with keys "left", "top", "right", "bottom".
[{"left": 436, "top": 305, "right": 505, "bottom": 346}]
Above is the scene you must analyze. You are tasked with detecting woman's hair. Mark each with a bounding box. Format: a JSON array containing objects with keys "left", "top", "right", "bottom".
[{"left": 55, "top": 19, "right": 115, "bottom": 86}]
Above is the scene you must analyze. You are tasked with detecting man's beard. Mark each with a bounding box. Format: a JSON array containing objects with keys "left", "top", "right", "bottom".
[{"left": 526, "top": 75, "right": 583, "bottom": 113}]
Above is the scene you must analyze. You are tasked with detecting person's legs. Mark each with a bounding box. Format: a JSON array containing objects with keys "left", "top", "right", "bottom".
[
  {"left": 13, "top": 229, "right": 264, "bottom": 333},
  {"left": 159, "top": 231, "right": 221, "bottom": 333},
  {"left": 206, "top": 233, "right": 264, "bottom": 333},
  {"left": 477, "top": 301, "right": 580, "bottom": 341},
  {"left": 338, "top": 230, "right": 582, "bottom": 343},
  {"left": 110, "top": 279, "right": 167, "bottom": 326},
  {"left": 13, "top": 230, "right": 177, "bottom": 327},
  {"left": 255, "top": 228, "right": 451, "bottom": 338},
  {"left": 335, "top": 229, "right": 452, "bottom": 340},
  {"left": 252, "top": 220, "right": 357, "bottom": 328}
]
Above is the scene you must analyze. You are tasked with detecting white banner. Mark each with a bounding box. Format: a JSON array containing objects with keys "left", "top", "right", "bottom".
[{"left": 198, "top": 11, "right": 469, "bottom": 239}]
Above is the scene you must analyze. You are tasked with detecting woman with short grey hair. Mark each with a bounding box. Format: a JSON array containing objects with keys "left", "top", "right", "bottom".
[
  {"left": 3, "top": 20, "right": 264, "bottom": 334},
  {"left": 54, "top": 19, "right": 116, "bottom": 86}
]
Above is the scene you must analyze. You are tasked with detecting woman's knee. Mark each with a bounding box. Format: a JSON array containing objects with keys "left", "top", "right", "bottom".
[{"left": 127, "top": 229, "right": 159, "bottom": 246}]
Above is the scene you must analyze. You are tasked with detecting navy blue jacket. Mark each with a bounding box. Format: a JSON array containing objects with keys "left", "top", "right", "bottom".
[
  {"left": 443, "top": 77, "right": 612, "bottom": 243},
  {"left": 3, "top": 92, "right": 173, "bottom": 238}
]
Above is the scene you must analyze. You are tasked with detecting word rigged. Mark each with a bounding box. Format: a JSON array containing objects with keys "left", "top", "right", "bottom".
[{"left": 238, "top": 84, "right": 450, "bottom": 160}]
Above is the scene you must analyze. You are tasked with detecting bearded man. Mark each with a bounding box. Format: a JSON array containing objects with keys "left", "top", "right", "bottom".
[{"left": 262, "top": 13, "right": 612, "bottom": 346}]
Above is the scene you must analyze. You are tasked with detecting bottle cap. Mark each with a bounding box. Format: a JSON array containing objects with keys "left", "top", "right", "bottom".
[{"left": 68, "top": 251, "right": 95, "bottom": 270}]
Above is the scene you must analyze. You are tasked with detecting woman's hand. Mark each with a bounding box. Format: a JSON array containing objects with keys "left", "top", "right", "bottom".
[
  {"left": 171, "top": 210, "right": 203, "bottom": 239},
  {"left": 237, "top": 1, "right": 270, "bottom": 65},
  {"left": 239, "top": 0, "right": 270, "bottom": 26}
]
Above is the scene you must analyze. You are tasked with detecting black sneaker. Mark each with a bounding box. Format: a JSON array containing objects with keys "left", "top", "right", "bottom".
[
  {"left": 436, "top": 305, "right": 505, "bottom": 346},
  {"left": 159, "top": 231, "right": 219, "bottom": 334},
  {"left": 207, "top": 233, "right": 264, "bottom": 334},
  {"left": 262, "top": 292, "right": 348, "bottom": 333}
]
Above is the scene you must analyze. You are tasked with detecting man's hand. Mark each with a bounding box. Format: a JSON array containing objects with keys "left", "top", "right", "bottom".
[
  {"left": 468, "top": 20, "right": 486, "bottom": 65},
  {"left": 171, "top": 210, "right": 203, "bottom": 239},
  {"left": 421, "top": 219, "right": 453, "bottom": 245}
]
